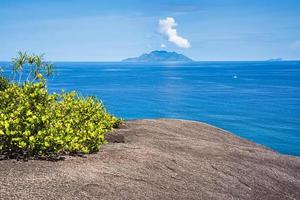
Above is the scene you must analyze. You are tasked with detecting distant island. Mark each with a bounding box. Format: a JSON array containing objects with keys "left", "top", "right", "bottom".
[
  {"left": 122, "top": 50, "right": 194, "bottom": 63},
  {"left": 266, "top": 58, "right": 283, "bottom": 62}
]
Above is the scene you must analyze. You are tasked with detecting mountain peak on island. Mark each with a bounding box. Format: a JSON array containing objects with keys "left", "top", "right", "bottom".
[{"left": 122, "top": 50, "right": 193, "bottom": 63}]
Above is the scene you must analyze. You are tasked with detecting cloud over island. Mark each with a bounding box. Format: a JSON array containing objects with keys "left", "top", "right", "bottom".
[{"left": 158, "top": 17, "right": 190, "bottom": 49}]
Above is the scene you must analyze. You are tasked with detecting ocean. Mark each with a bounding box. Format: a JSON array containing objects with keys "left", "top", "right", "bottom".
[{"left": 1, "top": 61, "right": 300, "bottom": 156}]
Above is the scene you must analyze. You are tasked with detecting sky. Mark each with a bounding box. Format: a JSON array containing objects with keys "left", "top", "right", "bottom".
[{"left": 0, "top": 0, "right": 300, "bottom": 61}]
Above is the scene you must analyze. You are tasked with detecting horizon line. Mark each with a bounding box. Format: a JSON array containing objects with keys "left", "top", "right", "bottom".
[{"left": 1, "top": 59, "right": 300, "bottom": 63}]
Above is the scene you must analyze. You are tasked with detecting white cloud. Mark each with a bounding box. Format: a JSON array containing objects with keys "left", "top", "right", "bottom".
[
  {"left": 160, "top": 44, "right": 166, "bottom": 48},
  {"left": 158, "top": 17, "right": 190, "bottom": 48}
]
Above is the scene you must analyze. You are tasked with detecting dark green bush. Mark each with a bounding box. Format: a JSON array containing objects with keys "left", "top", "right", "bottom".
[
  {"left": 0, "top": 76, "right": 10, "bottom": 91},
  {"left": 0, "top": 52, "right": 121, "bottom": 159}
]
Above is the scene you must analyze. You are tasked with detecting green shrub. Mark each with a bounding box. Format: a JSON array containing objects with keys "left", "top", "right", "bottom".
[
  {"left": 0, "top": 52, "right": 121, "bottom": 159},
  {"left": 0, "top": 76, "right": 10, "bottom": 91},
  {"left": 0, "top": 82, "right": 120, "bottom": 159}
]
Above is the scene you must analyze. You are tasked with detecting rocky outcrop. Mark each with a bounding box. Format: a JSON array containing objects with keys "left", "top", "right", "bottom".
[{"left": 0, "top": 119, "right": 299, "bottom": 199}]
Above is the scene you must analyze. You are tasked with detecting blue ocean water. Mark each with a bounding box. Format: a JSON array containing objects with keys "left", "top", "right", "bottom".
[{"left": 1, "top": 61, "right": 300, "bottom": 156}]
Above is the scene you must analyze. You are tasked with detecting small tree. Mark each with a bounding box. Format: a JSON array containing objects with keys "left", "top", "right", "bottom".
[{"left": 12, "top": 51, "right": 54, "bottom": 84}]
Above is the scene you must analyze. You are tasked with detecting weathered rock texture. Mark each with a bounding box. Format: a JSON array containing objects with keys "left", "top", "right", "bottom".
[{"left": 0, "top": 119, "right": 300, "bottom": 200}]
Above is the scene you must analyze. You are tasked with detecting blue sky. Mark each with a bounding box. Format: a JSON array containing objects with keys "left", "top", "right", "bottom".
[{"left": 0, "top": 0, "right": 299, "bottom": 61}]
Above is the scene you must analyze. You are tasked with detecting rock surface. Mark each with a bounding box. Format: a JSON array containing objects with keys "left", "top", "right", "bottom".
[{"left": 0, "top": 119, "right": 300, "bottom": 200}]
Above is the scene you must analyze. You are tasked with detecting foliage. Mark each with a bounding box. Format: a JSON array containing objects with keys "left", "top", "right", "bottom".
[
  {"left": 0, "top": 76, "right": 10, "bottom": 91},
  {"left": 0, "top": 82, "right": 120, "bottom": 159},
  {"left": 11, "top": 51, "right": 54, "bottom": 84},
  {"left": 0, "top": 53, "right": 121, "bottom": 159}
]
